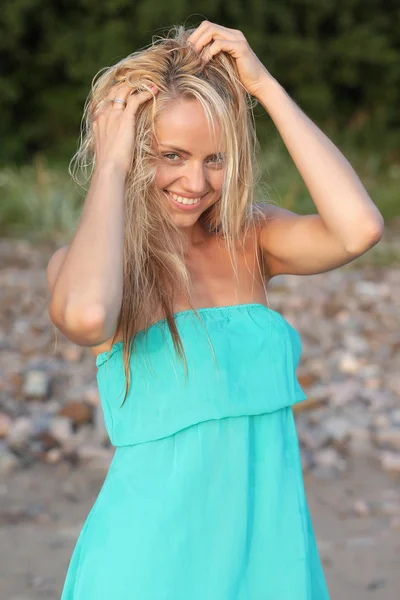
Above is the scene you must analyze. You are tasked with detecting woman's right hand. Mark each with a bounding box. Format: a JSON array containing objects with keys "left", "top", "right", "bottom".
[{"left": 92, "top": 82, "right": 158, "bottom": 176}]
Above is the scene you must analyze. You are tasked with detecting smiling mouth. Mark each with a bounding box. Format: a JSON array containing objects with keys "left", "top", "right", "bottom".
[{"left": 165, "top": 190, "right": 205, "bottom": 206}]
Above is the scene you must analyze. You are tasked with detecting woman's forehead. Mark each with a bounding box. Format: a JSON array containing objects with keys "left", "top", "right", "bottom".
[{"left": 155, "top": 100, "right": 223, "bottom": 152}]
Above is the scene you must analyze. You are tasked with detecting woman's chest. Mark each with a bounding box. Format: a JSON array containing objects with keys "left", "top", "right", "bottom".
[
  {"left": 96, "top": 231, "right": 270, "bottom": 355},
  {"left": 175, "top": 236, "right": 268, "bottom": 310}
]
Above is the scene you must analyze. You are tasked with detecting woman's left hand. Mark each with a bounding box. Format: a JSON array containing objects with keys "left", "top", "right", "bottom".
[{"left": 187, "top": 21, "right": 272, "bottom": 98}]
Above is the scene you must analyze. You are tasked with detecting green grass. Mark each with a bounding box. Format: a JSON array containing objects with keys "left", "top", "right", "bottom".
[
  {"left": 0, "top": 156, "right": 84, "bottom": 244},
  {"left": 255, "top": 125, "right": 400, "bottom": 222},
  {"left": 0, "top": 132, "right": 398, "bottom": 265}
]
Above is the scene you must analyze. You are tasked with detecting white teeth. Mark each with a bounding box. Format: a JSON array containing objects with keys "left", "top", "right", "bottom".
[{"left": 169, "top": 192, "right": 202, "bottom": 205}]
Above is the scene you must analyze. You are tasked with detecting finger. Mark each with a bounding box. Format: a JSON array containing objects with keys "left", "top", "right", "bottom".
[
  {"left": 106, "top": 82, "right": 130, "bottom": 101},
  {"left": 90, "top": 82, "right": 128, "bottom": 123},
  {"left": 109, "top": 85, "right": 133, "bottom": 111},
  {"left": 186, "top": 20, "right": 212, "bottom": 47},
  {"left": 202, "top": 39, "right": 243, "bottom": 64},
  {"left": 96, "top": 83, "right": 129, "bottom": 115},
  {"left": 124, "top": 86, "right": 158, "bottom": 117},
  {"left": 188, "top": 23, "right": 236, "bottom": 54},
  {"left": 195, "top": 28, "right": 239, "bottom": 57},
  {"left": 95, "top": 82, "right": 157, "bottom": 120},
  {"left": 92, "top": 84, "right": 126, "bottom": 119}
]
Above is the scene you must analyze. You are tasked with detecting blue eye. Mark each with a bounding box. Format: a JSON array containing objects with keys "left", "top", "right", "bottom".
[
  {"left": 209, "top": 154, "right": 225, "bottom": 163},
  {"left": 162, "top": 153, "right": 225, "bottom": 165}
]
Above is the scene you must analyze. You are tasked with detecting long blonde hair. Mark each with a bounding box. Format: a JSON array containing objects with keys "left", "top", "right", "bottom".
[{"left": 70, "top": 24, "right": 267, "bottom": 406}]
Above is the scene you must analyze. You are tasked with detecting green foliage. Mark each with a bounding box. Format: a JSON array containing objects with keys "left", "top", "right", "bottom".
[
  {"left": 0, "top": 156, "right": 83, "bottom": 243},
  {"left": 256, "top": 122, "right": 400, "bottom": 224},
  {"left": 1, "top": 135, "right": 398, "bottom": 248},
  {"left": 0, "top": 0, "right": 399, "bottom": 163}
]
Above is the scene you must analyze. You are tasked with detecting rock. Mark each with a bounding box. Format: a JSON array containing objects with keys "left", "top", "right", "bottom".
[
  {"left": 354, "top": 281, "right": 391, "bottom": 297},
  {"left": 371, "top": 413, "right": 390, "bottom": 429},
  {"left": 387, "top": 373, "right": 400, "bottom": 397},
  {"left": 62, "top": 345, "right": 83, "bottom": 363},
  {"left": 0, "top": 447, "right": 19, "bottom": 474},
  {"left": 323, "top": 416, "right": 351, "bottom": 444},
  {"left": 380, "top": 451, "right": 400, "bottom": 473},
  {"left": 296, "top": 423, "right": 331, "bottom": 450},
  {"left": 305, "top": 407, "right": 329, "bottom": 425},
  {"left": 0, "top": 412, "right": 12, "bottom": 438},
  {"left": 84, "top": 385, "right": 101, "bottom": 407},
  {"left": 366, "top": 577, "right": 387, "bottom": 591},
  {"left": 1, "top": 239, "right": 399, "bottom": 476},
  {"left": 337, "top": 352, "right": 362, "bottom": 374},
  {"left": 359, "top": 363, "right": 381, "bottom": 378},
  {"left": 364, "top": 377, "right": 381, "bottom": 390},
  {"left": 390, "top": 408, "right": 400, "bottom": 426},
  {"left": 48, "top": 416, "right": 74, "bottom": 445},
  {"left": 328, "top": 379, "right": 362, "bottom": 407},
  {"left": 292, "top": 395, "right": 328, "bottom": 414},
  {"left": 311, "top": 465, "right": 342, "bottom": 480},
  {"left": 313, "top": 447, "right": 346, "bottom": 472},
  {"left": 31, "top": 411, "right": 52, "bottom": 436},
  {"left": 373, "top": 428, "right": 400, "bottom": 451},
  {"left": 44, "top": 447, "right": 63, "bottom": 464},
  {"left": 347, "top": 427, "right": 373, "bottom": 456},
  {"left": 77, "top": 444, "right": 113, "bottom": 461},
  {"left": 42, "top": 399, "right": 63, "bottom": 415},
  {"left": 36, "top": 431, "right": 60, "bottom": 452},
  {"left": 353, "top": 499, "right": 370, "bottom": 517},
  {"left": 58, "top": 401, "right": 92, "bottom": 426},
  {"left": 342, "top": 332, "right": 369, "bottom": 354},
  {"left": 64, "top": 424, "right": 94, "bottom": 452},
  {"left": 300, "top": 446, "right": 313, "bottom": 472},
  {"left": 22, "top": 370, "right": 50, "bottom": 400},
  {"left": 6, "top": 417, "right": 33, "bottom": 449},
  {"left": 296, "top": 372, "right": 317, "bottom": 388},
  {"left": 345, "top": 409, "right": 371, "bottom": 428},
  {"left": 77, "top": 444, "right": 114, "bottom": 470}
]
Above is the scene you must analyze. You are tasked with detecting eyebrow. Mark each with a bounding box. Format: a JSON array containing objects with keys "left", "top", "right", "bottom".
[{"left": 159, "top": 144, "right": 224, "bottom": 158}]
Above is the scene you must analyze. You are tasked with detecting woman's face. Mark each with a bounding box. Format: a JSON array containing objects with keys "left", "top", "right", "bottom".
[{"left": 154, "top": 98, "right": 225, "bottom": 229}]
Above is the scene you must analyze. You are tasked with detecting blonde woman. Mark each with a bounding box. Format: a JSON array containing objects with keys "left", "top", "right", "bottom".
[{"left": 48, "top": 21, "right": 383, "bottom": 600}]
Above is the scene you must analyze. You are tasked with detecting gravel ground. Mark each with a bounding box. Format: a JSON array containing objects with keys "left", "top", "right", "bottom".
[
  {"left": 0, "top": 235, "right": 399, "bottom": 599},
  {"left": 1, "top": 451, "right": 399, "bottom": 599}
]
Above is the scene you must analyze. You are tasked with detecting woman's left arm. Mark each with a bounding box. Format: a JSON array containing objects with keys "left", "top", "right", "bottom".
[
  {"left": 188, "top": 21, "right": 384, "bottom": 276},
  {"left": 254, "top": 73, "right": 384, "bottom": 253}
]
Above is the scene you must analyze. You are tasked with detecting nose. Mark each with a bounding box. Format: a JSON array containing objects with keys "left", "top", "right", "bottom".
[{"left": 181, "top": 161, "right": 208, "bottom": 195}]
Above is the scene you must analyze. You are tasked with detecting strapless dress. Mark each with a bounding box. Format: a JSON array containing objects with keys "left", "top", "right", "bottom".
[{"left": 60, "top": 303, "right": 330, "bottom": 599}]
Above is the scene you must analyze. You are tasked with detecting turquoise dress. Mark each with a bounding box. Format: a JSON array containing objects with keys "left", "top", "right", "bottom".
[{"left": 60, "top": 303, "right": 330, "bottom": 599}]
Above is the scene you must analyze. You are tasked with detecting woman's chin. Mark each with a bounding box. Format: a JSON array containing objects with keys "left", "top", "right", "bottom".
[{"left": 170, "top": 212, "right": 202, "bottom": 229}]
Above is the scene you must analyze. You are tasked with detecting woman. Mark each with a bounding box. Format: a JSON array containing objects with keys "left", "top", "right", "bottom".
[{"left": 48, "top": 21, "right": 384, "bottom": 600}]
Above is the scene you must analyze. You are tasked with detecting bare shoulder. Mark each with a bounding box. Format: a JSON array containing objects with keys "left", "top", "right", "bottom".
[{"left": 250, "top": 202, "right": 299, "bottom": 237}]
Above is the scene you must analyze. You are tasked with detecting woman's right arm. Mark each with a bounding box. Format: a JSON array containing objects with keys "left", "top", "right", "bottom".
[
  {"left": 47, "top": 81, "right": 158, "bottom": 347},
  {"left": 48, "top": 163, "right": 126, "bottom": 347}
]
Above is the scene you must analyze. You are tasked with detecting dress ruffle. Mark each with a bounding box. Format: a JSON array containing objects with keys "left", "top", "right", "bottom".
[{"left": 95, "top": 304, "right": 307, "bottom": 446}]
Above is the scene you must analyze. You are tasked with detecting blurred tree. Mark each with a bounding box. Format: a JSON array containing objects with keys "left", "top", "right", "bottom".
[{"left": 0, "top": 0, "right": 398, "bottom": 163}]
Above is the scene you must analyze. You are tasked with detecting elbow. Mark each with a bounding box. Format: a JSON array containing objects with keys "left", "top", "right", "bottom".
[
  {"left": 345, "top": 219, "right": 385, "bottom": 255},
  {"left": 48, "top": 302, "right": 108, "bottom": 347}
]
